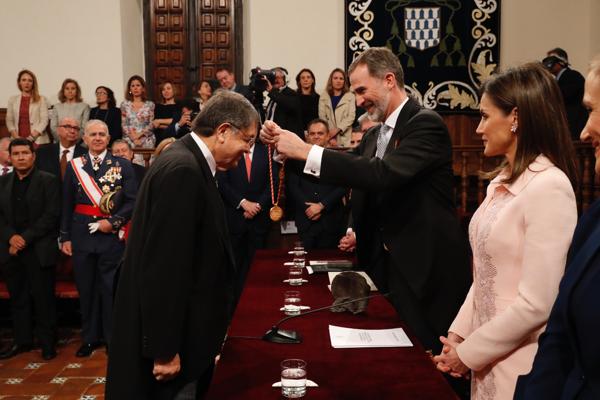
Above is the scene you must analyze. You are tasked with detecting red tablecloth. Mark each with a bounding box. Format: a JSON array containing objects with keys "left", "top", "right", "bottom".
[{"left": 206, "top": 249, "right": 458, "bottom": 399}]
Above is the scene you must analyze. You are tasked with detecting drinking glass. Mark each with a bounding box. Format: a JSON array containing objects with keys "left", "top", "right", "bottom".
[{"left": 281, "top": 358, "right": 307, "bottom": 398}]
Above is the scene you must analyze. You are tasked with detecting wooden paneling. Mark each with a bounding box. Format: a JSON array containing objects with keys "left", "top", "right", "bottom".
[
  {"left": 198, "top": 0, "right": 236, "bottom": 81},
  {"left": 147, "top": 0, "right": 188, "bottom": 99},
  {"left": 145, "top": 0, "right": 239, "bottom": 98}
]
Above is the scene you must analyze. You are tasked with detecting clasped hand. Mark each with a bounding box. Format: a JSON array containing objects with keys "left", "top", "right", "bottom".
[{"left": 433, "top": 333, "right": 470, "bottom": 379}]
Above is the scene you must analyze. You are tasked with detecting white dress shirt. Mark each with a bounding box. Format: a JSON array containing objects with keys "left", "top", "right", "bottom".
[{"left": 303, "top": 97, "right": 409, "bottom": 177}]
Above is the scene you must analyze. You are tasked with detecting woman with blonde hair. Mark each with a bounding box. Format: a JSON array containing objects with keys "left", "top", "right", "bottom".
[
  {"left": 153, "top": 81, "right": 179, "bottom": 143},
  {"left": 318, "top": 68, "right": 355, "bottom": 147},
  {"left": 434, "top": 62, "right": 579, "bottom": 399},
  {"left": 6, "top": 69, "right": 50, "bottom": 145},
  {"left": 50, "top": 78, "right": 90, "bottom": 139}
]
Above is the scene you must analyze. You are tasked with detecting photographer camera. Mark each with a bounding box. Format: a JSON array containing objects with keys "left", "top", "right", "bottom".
[{"left": 262, "top": 67, "right": 303, "bottom": 138}]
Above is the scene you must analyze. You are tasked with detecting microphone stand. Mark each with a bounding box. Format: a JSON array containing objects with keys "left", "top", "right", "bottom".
[{"left": 263, "top": 293, "right": 389, "bottom": 344}]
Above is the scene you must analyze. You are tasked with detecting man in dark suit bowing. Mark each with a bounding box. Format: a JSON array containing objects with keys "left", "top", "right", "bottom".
[
  {"left": 216, "top": 135, "right": 275, "bottom": 303},
  {"left": 36, "top": 116, "right": 86, "bottom": 181},
  {"left": 60, "top": 120, "right": 137, "bottom": 357},
  {"left": 287, "top": 118, "right": 347, "bottom": 250},
  {"left": 106, "top": 91, "right": 260, "bottom": 399},
  {"left": 261, "top": 47, "right": 471, "bottom": 354},
  {"left": 0, "top": 139, "right": 60, "bottom": 361}
]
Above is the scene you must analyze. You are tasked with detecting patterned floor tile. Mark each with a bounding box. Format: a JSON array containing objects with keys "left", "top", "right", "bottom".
[{"left": 24, "top": 363, "right": 43, "bottom": 370}]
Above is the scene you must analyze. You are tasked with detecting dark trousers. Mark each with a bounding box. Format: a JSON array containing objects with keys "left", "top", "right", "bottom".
[
  {"left": 72, "top": 243, "right": 123, "bottom": 345},
  {"left": 230, "top": 228, "right": 266, "bottom": 305},
  {"left": 3, "top": 248, "right": 56, "bottom": 348},
  {"left": 299, "top": 228, "right": 341, "bottom": 250}
]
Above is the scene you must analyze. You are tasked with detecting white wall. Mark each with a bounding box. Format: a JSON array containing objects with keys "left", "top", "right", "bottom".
[
  {"left": 243, "top": 0, "right": 345, "bottom": 93},
  {"left": 0, "top": 0, "right": 144, "bottom": 108},
  {"left": 500, "top": 0, "right": 594, "bottom": 72}
]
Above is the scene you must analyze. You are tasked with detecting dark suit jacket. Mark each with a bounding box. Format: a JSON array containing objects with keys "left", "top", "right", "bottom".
[
  {"left": 514, "top": 199, "right": 600, "bottom": 400},
  {"left": 268, "top": 86, "right": 303, "bottom": 137},
  {"left": 35, "top": 143, "right": 86, "bottom": 180},
  {"left": 557, "top": 68, "right": 587, "bottom": 139},
  {"left": 132, "top": 163, "right": 146, "bottom": 186},
  {"left": 233, "top": 83, "right": 254, "bottom": 103},
  {"left": 318, "top": 98, "right": 471, "bottom": 351},
  {"left": 287, "top": 159, "right": 347, "bottom": 236},
  {"left": 106, "top": 134, "right": 236, "bottom": 399},
  {"left": 216, "top": 141, "right": 274, "bottom": 236},
  {"left": 0, "top": 168, "right": 60, "bottom": 266}
]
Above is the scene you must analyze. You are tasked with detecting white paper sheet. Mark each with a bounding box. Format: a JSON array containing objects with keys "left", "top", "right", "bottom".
[{"left": 328, "top": 325, "right": 413, "bottom": 348}]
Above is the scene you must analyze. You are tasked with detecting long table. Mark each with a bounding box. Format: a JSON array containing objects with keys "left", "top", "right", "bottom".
[{"left": 205, "top": 249, "right": 458, "bottom": 399}]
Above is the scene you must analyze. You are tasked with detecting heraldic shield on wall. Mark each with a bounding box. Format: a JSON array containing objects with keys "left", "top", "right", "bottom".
[{"left": 345, "top": 0, "right": 501, "bottom": 113}]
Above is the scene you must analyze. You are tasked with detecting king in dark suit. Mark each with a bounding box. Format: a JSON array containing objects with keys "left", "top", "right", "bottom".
[
  {"left": 106, "top": 91, "right": 260, "bottom": 399},
  {"left": 60, "top": 120, "right": 136, "bottom": 357},
  {"left": 287, "top": 119, "right": 347, "bottom": 249},
  {"left": 35, "top": 116, "right": 86, "bottom": 182},
  {"left": 0, "top": 139, "right": 60, "bottom": 361},
  {"left": 216, "top": 140, "right": 276, "bottom": 302},
  {"left": 262, "top": 47, "right": 471, "bottom": 354}
]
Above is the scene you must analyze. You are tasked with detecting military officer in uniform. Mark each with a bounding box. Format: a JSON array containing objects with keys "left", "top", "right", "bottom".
[{"left": 60, "top": 119, "right": 137, "bottom": 357}]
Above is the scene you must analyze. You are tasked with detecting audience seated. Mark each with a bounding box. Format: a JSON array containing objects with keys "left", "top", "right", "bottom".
[
  {"left": 89, "top": 86, "right": 123, "bottom": 145},
  {"left": 0, "top": 138, "right": 13, "bottom": 175},
  {"left": 120, "top": 75, "right": 155, "bottom": 165},
  {"left": 6, "top": 70, "right": 50, "bottom": 145},
  {"left": 434, "top": 62, "right": 578, "bottom": 400},
  {"left": 295, "top": 68, "right": 320, "bottom": 131},
  {"left": 111, "top": 139, "right": 146, "bottom": 185},
  {"left": 318, "top": 68, "right": 356, "bottom": 147},
  {"left": 195, "top": 79, "right": 213, "bottom": 111},
  {"left": 287, "top": 118, "right": 347, "bottom": 249},
  {"left": 153, "top": 81, "right": 179, "bottom": 144},
  {"left": 50, "top": 78, "right": 90, "bottom": 140},
  {"left": 514, "top": 55, "right": 600, "bottom": 400}
]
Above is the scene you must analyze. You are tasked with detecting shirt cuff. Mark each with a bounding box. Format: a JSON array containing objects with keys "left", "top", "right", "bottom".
[
  {"left": 237, "top": 199, "right": 246, "bottom": 209},
  {"left": 303, "top": 145, "right": 324, "bottom": 177}
]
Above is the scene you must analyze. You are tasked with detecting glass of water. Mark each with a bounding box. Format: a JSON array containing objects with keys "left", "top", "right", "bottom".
[
  {"left": 281, "top": 358, "right": 307, "bottom": 398},
  {"left": 283, "top": 290, "right": 301, "bottom": 316},
  {"left": 288, "top": 265, "right": 304, "bottom": 286}
]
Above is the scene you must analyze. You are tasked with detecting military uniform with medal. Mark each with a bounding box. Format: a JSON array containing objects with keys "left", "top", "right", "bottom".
[{"left": 59, "top": 121, "right": 137, "bottom": 356}]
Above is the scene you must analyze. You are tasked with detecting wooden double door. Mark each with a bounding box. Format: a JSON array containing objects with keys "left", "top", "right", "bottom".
[{"left": 144, "top": 0, "right": 243, "bottom": 100}]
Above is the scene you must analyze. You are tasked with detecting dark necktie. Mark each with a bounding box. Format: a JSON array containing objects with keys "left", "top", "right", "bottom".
[
  {"left": 60, "top": 150, "right": 69, "bottom": 180},
  {"left": 1, "top": 167, "right": 8, "bottom": 176}
]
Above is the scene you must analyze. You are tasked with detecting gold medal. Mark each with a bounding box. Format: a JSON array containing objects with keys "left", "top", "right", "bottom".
[
  {"left": 269, "top": 205, "right": 283, "bottom": 222},
  {"left": 267, "top": 144, "right": 285, "bottom": 222}
]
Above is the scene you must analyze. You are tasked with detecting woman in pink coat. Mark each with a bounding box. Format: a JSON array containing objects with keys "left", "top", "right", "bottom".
[{"left": 434, "top": 63, "right": 579, "bottom": 399}]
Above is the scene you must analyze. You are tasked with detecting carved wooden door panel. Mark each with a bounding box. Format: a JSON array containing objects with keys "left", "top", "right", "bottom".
[{"left": 144, "top": 0, "right": 241, "bottom": 100}]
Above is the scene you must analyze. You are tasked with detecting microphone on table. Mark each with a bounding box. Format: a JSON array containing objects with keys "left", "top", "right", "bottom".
[{"left": 262, "top": 292, "right": 390, "bottom": 344}]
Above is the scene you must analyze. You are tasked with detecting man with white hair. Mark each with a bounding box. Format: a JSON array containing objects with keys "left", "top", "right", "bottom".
[
  {"left": 0, "top": 137, "right": 12, "bottom": 176},
  {"left": 60, "top": 119, "right": 137, "bottom": 357}
]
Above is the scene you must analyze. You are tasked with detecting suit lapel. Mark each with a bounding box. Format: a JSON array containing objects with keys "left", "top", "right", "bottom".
[
  {"left": 181, "top": 134, "right": 236, "bottom": 271},
  {"left": 363, "top": 126, "right": 379, "bottom": 158},
  {"left": 384, "top": 98, "right": 419, "bottom": 155},
  {"left": 2, "top": 173, "right": 15, "bottom": 221},
  {"left": 25, "top": 169, "right": 39, "bottom": 206}
]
